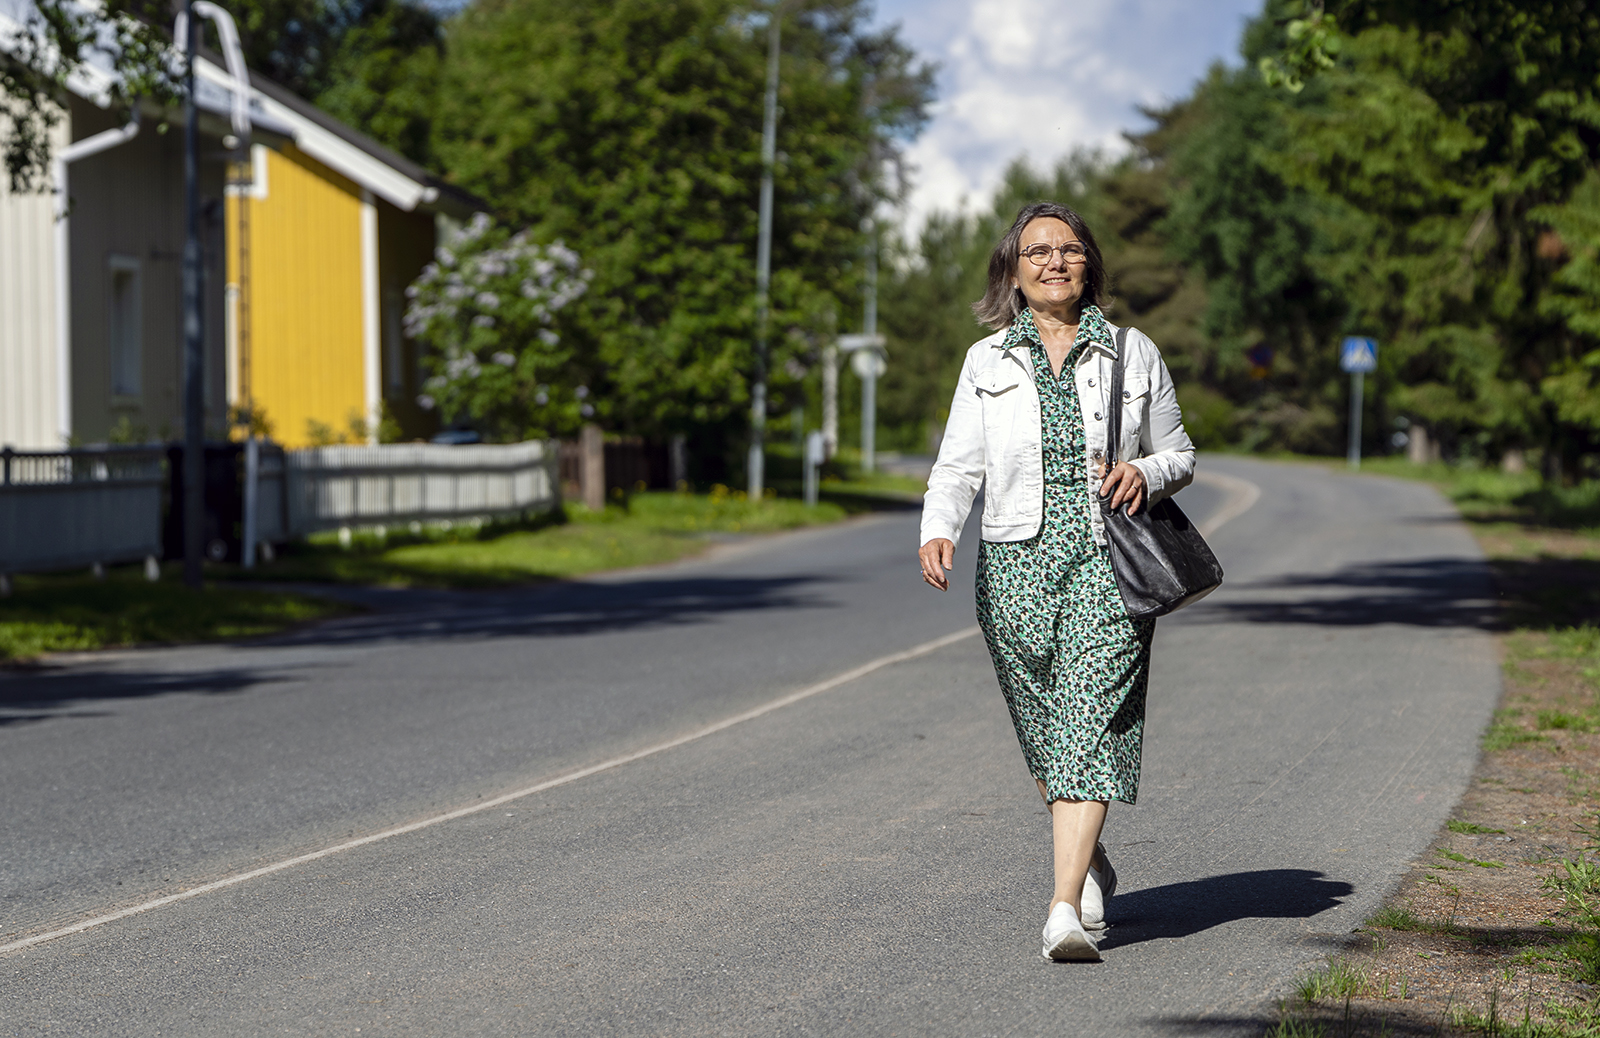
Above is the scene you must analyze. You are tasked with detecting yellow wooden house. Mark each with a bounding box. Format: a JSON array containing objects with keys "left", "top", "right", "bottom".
[{"left": 220, "top": 67, "right": 479, "bottom": 447}]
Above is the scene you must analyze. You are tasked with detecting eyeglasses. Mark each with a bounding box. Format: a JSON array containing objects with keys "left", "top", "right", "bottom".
[{"left": 1020, "top": 242, "right": 1087, "bottom": 265}]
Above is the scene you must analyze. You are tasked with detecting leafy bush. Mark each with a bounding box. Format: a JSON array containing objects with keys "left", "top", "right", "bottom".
[
  {"left": 1177, "top": 384, "right": 1238, "bottom": 449},
  {"left": 406, "top": 213, "right": 593, "bottom": 441}
]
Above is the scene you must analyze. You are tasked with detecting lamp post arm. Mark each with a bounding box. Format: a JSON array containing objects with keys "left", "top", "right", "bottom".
[{"left": 173, "top": 2, "right": 252, "bottom": 148}]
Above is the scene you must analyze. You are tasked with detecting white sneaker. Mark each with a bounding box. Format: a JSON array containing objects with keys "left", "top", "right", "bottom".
[
  {"left": 1081, "top": 842, "right": 1117, "bottom": 931},
  {"left": 1041, "top": 902, "right": 1101, "bottom": 961}
]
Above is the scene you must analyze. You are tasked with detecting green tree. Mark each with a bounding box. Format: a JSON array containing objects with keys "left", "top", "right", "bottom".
[
  {"left": 2, "top": 0, "right": 175, "bottom": 191},
  {"left": 311, "top": 0, "right": 442, "bottom": 164},
  {"left": 883, "top": 0, "right": 1600, "bottom": 471},
  {"left": 216, "top": 0, "right": 446, "bottom": 164},
  {"left": 1533, "top": 171, "right": 1600, "bottom": 438},
  {"left": 431, "top": 0, "right": 931, "bottom": 461},
  {"left": 1, "top": 0, "right": 444, "bottom": 189},
  {"left": 1260, "top": 0, "right": 1600, "bottom": 471},
  {"left": 1156, "top": 42, "right": 1353, "bottom": 452}
]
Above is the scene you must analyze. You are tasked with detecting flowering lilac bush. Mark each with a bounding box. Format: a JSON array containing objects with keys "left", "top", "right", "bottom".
[{"left": 405, "top": 214, "right": 594, "bottom": 440}]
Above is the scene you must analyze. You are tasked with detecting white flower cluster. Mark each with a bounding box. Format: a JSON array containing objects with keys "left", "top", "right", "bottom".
[{"left": 404, "top": 213, "right": 595, "bottom": 418}]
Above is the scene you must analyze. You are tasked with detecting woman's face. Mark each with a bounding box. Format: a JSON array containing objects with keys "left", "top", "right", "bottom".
[{"left": 1012, "top": 217, "right": 1087, "bottom": 317}]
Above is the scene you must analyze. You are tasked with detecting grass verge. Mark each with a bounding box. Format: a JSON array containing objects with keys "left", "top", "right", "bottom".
[
  {"left": 1263, "top": 458, "right": 1600, "bottom": 1037},
  {"left": 0, "top": 565, "right": 351, "bottom": 664},
  {"left": 2, "top": 485, "right": 866, "bottom": 663},
  {"left": 228, "top": 487, "right": 851, "bottom": 589}
]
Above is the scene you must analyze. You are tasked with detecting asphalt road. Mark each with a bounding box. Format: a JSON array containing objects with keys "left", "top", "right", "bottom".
[{"left": 0, "top": 456, "right": 1501, "bottom": 1035}]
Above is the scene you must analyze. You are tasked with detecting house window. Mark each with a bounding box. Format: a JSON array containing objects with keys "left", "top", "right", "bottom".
[
  {"left": 108, "top": 256, "right": 142, "bottom": 398},
  {"left": 383, "top": 285, "right": 404, "bottom": 393}
]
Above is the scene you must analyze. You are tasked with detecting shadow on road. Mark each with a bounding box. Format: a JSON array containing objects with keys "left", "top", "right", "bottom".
[
  {"left": 273, "top": 573, "right": 834, "bottom": 646},
  {"left": 0, "top": 667, "right": 285, "bottom": 726},
  {"left": 1190, "top": 557, "right": 1499, "bottom": 629},
  {"left": 0, "top": 575, "right": 832, "bottom": 723},
  {"left": 1098, "top": 869, "right": 1354, "bottom": 950}
]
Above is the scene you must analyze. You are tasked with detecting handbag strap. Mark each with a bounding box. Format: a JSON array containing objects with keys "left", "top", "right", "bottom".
[{"left": 1106, "top": 326, "right": 1127, "bottom": 467}]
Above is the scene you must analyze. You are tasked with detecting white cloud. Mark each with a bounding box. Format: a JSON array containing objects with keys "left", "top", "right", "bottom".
[{"left": 874, "top": 0, "right": 1263, "bottom": 229}]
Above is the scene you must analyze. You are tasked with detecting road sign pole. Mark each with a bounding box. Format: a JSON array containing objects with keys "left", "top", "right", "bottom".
[
  {"left": 1340, "top": 336, "right": 1377, "bottom": 471},
  {"left": 1348, "top": 371, "right": 1364, "bottom": 470},
  {"left": 861, "top": 370, "right": 876, "bottom": 474},
  {"left": 821, "top": 342, "right": 838, "bottom": 459}
]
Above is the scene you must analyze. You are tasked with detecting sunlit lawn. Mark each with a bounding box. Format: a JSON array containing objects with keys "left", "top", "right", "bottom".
[
  {"left": 0, "top": 567, "right": 350, "bottom": 663},
  {"left": 0, "top": 480, "right": 889, "bottom": 662},
  {"left": 231, "top": 488, "right": 851, "bottom": 590}
]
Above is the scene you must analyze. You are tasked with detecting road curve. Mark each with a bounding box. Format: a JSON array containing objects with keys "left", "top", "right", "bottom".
[{"left": 0, "top": 456, "right": 1500, "bottom": 1035}]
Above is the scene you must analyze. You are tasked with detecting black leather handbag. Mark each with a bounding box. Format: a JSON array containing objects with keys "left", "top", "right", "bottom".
[{"left": 1098, "top": 327, "right": 1224, "bottom": 619}]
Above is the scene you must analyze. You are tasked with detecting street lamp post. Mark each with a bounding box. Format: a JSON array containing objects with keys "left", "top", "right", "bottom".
[
  {"left": 748, "top": 12, "right": 780, "bottom": 501},
  {"left": 181, "top": 0, "right": 205, "bottom": 588},
  {"left": 172, "top": 2, "right": 250, "bottom": 583},
  {"left": 860, "top": 222, "right": 878, "bottom": 473}
]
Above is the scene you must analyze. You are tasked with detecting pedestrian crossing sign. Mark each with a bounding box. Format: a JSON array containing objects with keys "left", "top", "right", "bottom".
[{"left": 1341, "top": 336, "right": 1378, "bottom": 373}]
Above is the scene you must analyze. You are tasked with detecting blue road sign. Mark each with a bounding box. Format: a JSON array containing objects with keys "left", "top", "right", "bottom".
[{"left": 1341, "top": 336, "right": 1378, "bottom": 373}]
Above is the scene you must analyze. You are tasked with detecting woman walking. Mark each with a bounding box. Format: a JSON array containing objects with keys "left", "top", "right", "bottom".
[{"left": 918, "top": 202, "right": 1195, "bottom": 962}]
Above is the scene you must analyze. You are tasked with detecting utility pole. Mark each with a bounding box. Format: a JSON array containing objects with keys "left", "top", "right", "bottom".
[
  {"left": 181, "top": 0, "right": 205, "bottom": 588},
  {"left": 860, "top": 220, "right": 878, "bottom": 474},
  {"left": 749, "top": 11, "right": 780, "bottom": 501}
]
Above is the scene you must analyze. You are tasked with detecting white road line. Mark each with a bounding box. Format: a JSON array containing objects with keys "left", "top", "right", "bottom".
[
  {"left": 1193, "top": 470, "right": 1263, "bottom": 538},
  {"left": 0, "top": 626, "right": 982, "bottom": 957}
]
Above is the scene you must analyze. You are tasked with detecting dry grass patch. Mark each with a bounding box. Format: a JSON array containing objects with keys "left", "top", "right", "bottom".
[{"left": 1271, "top": 634, "right": 1600, "bottom": 1035}]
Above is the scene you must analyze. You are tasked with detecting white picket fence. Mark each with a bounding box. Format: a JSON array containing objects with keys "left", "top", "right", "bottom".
[
  {"left": 280, "top": 440, "right": 560, "bottom": 535},
  {"left": 0, "top": 446, "right": 166, "bottom": 577},
  {"left": 0, "top": 440, "right": 561, "bottom": 579}
]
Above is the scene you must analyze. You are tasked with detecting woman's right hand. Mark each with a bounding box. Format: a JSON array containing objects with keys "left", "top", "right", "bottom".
[{"left": 919, "top": 538, "right": 955, "bottom": 591}]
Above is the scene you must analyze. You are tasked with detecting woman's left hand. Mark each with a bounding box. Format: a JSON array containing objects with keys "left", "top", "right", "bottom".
[{"left": 1099, "top": 461, "right": 1146, "bottom": 515}]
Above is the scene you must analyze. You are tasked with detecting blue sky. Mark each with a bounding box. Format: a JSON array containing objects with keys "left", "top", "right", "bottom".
[{"left": 867, "top": 0, "right": 1266, "bottom": 226}]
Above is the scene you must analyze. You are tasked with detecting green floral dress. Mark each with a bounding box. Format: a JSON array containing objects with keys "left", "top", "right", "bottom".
[{"left": 974, "top": 305, "right": 1155, "bottom": 805}]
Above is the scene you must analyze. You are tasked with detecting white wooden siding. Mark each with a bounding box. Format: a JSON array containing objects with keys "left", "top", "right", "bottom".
[{"left": 0, "top": 115, "right": 66, "bottom": 449}]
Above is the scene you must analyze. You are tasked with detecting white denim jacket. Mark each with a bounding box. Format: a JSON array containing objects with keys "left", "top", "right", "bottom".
[{"left": 920, "top": 321, "right": 1196, "bottom": 549}]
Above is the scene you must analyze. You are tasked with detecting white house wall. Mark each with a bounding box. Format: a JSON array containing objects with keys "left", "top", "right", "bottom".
[{"left": 0, "top": 115, "right": 66, "bottom": 450}]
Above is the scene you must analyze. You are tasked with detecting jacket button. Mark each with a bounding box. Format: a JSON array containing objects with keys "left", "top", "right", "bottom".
[
  {"left": 1087, "top": 378, "right": 1095, "bottom": 387},
  {"left": 1123, "top": 390, "right": 1131, "bottom": 399},
  {"left": 1093, "top": 412, "right": 1103, "bottom": 421}
]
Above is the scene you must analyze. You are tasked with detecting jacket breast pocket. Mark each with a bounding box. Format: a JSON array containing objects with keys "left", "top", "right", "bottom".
[
  {"left": 976, "top": 372, "right": 1023, "bottom": 428},
  {"left": 1118, "top": 373, "right": 1151, "bottom": 451},
  {"left": 976, "top": 370, "right": 1022, "bottom": 398},
  {"left": 976, "top": 369, "right": 1026, "bottom": 483}
]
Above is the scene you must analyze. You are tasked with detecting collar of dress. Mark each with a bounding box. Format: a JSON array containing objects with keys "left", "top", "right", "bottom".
[{"left": 995, "top": 305, "right": 1116, "bottom": 363}]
